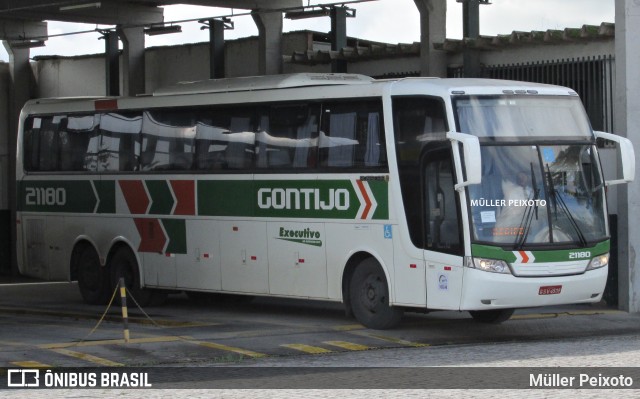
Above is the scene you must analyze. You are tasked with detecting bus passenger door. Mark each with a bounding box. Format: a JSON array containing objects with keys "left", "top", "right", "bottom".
[{"left": 422, "top": 148, "right": 464, "bottom": 310}]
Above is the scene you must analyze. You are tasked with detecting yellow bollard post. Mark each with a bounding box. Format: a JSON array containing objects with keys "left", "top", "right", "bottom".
[{"left": 119, "top": 277, "right": 130, "bottom": 343}]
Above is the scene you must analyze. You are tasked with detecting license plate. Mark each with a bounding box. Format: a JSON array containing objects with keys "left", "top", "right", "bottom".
[{"left": 539, "top": 285, "right": 562, "bottom": 295}]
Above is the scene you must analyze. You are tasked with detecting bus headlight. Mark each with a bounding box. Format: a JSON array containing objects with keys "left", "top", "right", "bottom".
[
  {"left": 586, "top": 253, "right": 609, "bottom": 270},
  {"left": 467, "top": 257, "right": 512, "bottom": 274}
]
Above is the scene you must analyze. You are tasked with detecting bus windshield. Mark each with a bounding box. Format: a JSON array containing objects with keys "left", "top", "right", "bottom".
[
  {"left": 454, "top": 96, "right": 608, "bottom": 247},
  {"left": 454, "top": 95, "right": 592, "bottom": 140}
]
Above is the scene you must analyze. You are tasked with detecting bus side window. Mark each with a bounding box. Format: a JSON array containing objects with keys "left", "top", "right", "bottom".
[
  {"left": 141, "top": 111, "right": 196, "bottom": 171},
  {"left": 319, "top": 100, "right": 386, "bottom": 169},
  {"left": 23, "top": 117, "right": 42, "bottom": 171},
  {"left": 195, "top": 121, "right": 227, "bottom": 170},
  {"left": 225, "top": 116, "right": 254, "bottom": 170},
  {"left": 423, "top": 152, "right": 462, "bottom": 254},
  {"left": 393, "top": 96, "right": 449, "bottom": 249},
  {"left": 195, "top": 107, "right": 256, "bottom": 171},
  {"left": 36, "top": 116, "right": 65, "bottom": 172},
  {"left": 63, "top": 115, "right": 99, "bottom": 172},
  {"left": 99, "top": 113, "right": 142, "bottom": 172},
  {"left": 256, "top": 104, "right": 319, "bottom": 170}
]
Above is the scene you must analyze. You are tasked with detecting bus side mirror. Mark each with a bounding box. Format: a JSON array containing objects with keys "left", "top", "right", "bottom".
[
  {"left": 594, "top": 131, "right": 635, "bottom": 185},
  {"left": 446, "top": 132, "right": 482, "bottom": 190}
]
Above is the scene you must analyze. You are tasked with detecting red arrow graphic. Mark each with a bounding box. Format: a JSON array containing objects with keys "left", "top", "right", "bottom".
[{"left": 356, "top": 180, "right": 372, "bottom": 220}]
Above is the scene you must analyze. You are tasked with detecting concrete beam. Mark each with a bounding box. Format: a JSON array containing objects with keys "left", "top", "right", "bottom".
[
  {"left": 414, "top": 0, "right": 447, "bottom": 77},
  {"left": 252, "top": 10, "right": 283, "bottom": 75},
  {"left": 614, "top": 0, "right": 640, "bottom": 312},
  {"left": 140, "top": 0, "right": 302, "bottom": 9},
  {"left": 117, "top": 26, "right": 146, "bottom": 96},
  {"left": 0, "top": 19, "right": 46, "bottom": 40},
  {"left": 2, "top": 3, "right": 163, "bottom": 25}
]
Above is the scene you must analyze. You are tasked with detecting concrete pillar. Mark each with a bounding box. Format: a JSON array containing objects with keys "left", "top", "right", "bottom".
[
  {"left": 2, "top": 42, "right": 34, "bottom": 274},
  {"left": 461, "top": 0, "right": 481, "bottom": 77},
  {"left": 207, "top": 19, "right": 226, "bottom": 79},
  {"left": 103, "top": 30, "right": 120, "bottom": 96},
  {"left": 614, "top": 0, "right": 640, "bottom": 312},
  {"left": 413, "top": 0, "right": 448, "bottom": 77},
  {"left": 330, "top": 6, "right": 348, "bottom": 73},
  {"left": 117, "top": 26, "right": 146, "bottom": 96},
  {"left": 252, "top": 10, "right": 283, "bottom": 75},
  {"left": 0, "top": 63, "right": 10, "bottom": 275}
]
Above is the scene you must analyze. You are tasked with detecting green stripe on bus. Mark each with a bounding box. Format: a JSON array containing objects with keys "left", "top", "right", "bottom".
[
  {"left": 20, "top": 180, "right": 97, "bottom": 213},
  {"left": 147, "top": 180, "right": 174, "bottom": 215},
  {"left": 197, "top": 179, "right": 389, "bottom": 220},
  {"left": 369, "top": 179, "right": 389, "bottom": 220},
  {"left": 21, "top": 178, "right": 389, "bottom": 220},
  {"left": 198, "top": 180, "right": 255, "bottom": 217},
  {"left": 94, "top": 180, "right": 115, "bottom": 214},
  {"left": 162, "top": 219, "right": 187, "bottom": 254},
  {"left": 254, "top": 180, "right": 359, "bottom": 219},
  {"left": 471, "top": 241, "right": 610, "bottom": 263}
]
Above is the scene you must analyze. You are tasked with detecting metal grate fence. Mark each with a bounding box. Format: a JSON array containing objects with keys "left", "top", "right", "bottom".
[{"left": 449, "top": 55, "right": 616, "bottom": 134}]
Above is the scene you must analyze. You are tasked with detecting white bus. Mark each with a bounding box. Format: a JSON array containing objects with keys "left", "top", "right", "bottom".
[{"left": 16, "top": 73, "right": 635, "bottom": 329}]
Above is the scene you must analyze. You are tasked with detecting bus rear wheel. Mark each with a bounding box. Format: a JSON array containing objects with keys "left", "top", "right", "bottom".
[
  {"left": 77, "top": 245, "right": 110, "bottom": 305},
  {"left": 469, "top": 309, "right": 514, "bottom": 324},
  {"left": 110, "top": 247, "right": 166, "bottom": 307},
  {"left": 349, "top": 258, "right": 403, "bottom": 329}
]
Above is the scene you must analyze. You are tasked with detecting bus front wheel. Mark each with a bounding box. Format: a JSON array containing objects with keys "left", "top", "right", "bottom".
[
  {"left": 349, "top": 258, "right": 403, "bottom": 329},
  {"left": 110, "top": 247, "right": 165, "bottom": 307},
  {"left": 77, "top": 245, "right": 111, "bottom": 305},
  {"left": 469, "top": 309, "right": 514, "bottom": 324}
]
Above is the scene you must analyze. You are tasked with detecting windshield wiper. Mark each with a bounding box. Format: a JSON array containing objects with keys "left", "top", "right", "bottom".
[
  {"left": 514, "top": 163, "right": 540, "bottom": 250},
  {"left": 545, "top": 164, "right": 588, "bottom": 247}
]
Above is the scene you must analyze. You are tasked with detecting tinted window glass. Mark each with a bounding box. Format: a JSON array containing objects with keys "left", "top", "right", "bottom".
[
  {"left": 99, "top": 112, "right": 142, "bottom": 172},
  {"left": 319, "top": 100, "right": 386, "bottom": 169},
  {"left": 141, "top": 111, "right": 196, "bottom": 171},
  {"left": 256, "top": 104, "right": 320, "bottom": 169},
  {"left": 22, "top": 98, "right": 388, "bottom": 174},
  {"left": 393, "top": 97, "right": 450, "bottom": 249},
  {"left": 23, "top": 116, "right": 65, "bottom": 172},
  {"left": 195, "top": 106, "right": 255, "bottom": 170},
  {"left": 61, "top": 115, "right": 97, "bottom": 171}
]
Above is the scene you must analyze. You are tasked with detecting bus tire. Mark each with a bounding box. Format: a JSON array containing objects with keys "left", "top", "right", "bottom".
[
  {"left": 77, "top": 245, "right": 111, "bottom": 305},
  {"left": 469, "top": 309, "right": 514, "bottom": 324},
  {"left": 110, "top": 247, "right": 166, "bottom": 307},
  {"left": 349, "top": 258, "right": 403, "bottom": 329}
]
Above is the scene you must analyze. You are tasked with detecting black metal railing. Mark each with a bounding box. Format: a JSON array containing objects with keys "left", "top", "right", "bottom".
[{"left": 449, "top": 55, "right": 616, "bottom": 134}]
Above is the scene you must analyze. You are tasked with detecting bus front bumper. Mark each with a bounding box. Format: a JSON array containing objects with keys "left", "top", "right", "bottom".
[{"left": 459, "top": 266, "right": 608, "bottom": 310}]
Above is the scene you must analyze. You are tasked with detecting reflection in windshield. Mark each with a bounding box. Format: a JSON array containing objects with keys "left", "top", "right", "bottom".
[
  {"left": 455, "top": 95, "right": 592, "bottom": 139},
  {"left": 468, "top": 144, "right": 607, "bottom": 246}
]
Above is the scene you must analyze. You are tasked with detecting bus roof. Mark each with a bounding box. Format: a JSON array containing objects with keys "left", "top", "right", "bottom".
[
  {"left": 153, "top": 73, "right": 376, "bottom": 96},
  {"left": 389, "top": 77, "right": 578, "bottom": 97},
  {"left": 21, "top": 75, "right": 579, "bottom": 116}
]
